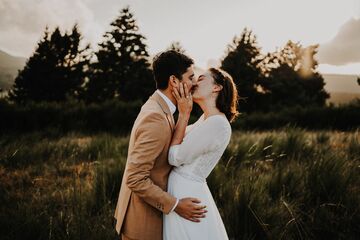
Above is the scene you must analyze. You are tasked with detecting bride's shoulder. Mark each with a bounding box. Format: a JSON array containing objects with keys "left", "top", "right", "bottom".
[
  {"left": 195, "top": 114, "right": 205, "bottom": 124},
  {"left": 206, "top": 115, "right": 231, "bottom": 131},
  {"left": 186, "top": 114, "right": 205, "bottom": 131},
  {"left": 206, "top": 114, "right": 229, "bottom": 124}
]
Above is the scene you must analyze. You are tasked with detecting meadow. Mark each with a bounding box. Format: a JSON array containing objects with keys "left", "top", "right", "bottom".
[{"left": 0, "top": 128, "right": 359, "bottom": 240}]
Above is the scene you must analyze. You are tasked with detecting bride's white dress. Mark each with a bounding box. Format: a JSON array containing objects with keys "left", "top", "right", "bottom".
[{"left": 163, "top": 114, "right": 231, "bottom": 240}]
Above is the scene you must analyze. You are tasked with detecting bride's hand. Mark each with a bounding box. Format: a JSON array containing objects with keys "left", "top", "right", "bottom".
[{"left": 172, "top": 83, "right": 193, "bottom": 117}]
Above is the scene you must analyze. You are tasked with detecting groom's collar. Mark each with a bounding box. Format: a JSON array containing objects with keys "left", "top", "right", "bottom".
[
  {"left": 150, "top": 91, "right": 176, "bottom": 130},
  {"left": 150, "top": 91, "right": 172, "bottom": 116},
  {"left": 156, "top": 90, "right": 176, "bottom": 115}
]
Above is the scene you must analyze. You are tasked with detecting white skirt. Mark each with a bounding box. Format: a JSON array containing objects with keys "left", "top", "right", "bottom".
[{"left": 163, "top": 170, "right": 229, "bottom": 240}]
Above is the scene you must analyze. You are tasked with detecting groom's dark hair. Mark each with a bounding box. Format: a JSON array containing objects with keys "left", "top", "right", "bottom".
[{"left": 152, "top": 50, "right": 194, "bottom": 90}]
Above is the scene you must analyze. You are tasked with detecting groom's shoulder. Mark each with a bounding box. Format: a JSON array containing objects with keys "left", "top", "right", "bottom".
[
  {"left": 140, "top": 97, "right": 164, "bottom": 115},
  {"left": 135, "top": 99, "right": 167, "bottom": 124}
]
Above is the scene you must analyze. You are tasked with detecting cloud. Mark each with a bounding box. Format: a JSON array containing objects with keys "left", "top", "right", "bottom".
[
  {"left": 318, "top": 18, "right": 360, "bottom": 65},
  {"left": 0, "top": 0, "right": 101, "bottom": 57}
]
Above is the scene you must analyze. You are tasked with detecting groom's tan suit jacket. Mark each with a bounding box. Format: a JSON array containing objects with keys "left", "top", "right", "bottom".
[{"left": 114, "top": 91, "right": 177, "bottom": 240}]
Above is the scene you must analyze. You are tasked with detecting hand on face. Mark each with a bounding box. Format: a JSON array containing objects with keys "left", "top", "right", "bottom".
[{"left": 172, "top": 82, "right": 193, "bottom": 116}]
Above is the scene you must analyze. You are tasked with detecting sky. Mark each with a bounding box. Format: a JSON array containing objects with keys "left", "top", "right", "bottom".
[{"left": 0, "top": 0, "right": 359, "bottom": 74}]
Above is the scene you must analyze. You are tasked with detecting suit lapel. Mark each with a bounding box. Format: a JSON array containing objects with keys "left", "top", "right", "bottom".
[
  {"left": 166, "top": 113, "right": 175, "bottom": 131},
  {"left": 150, "top": 92, "right": 175, "bottom": 131}
]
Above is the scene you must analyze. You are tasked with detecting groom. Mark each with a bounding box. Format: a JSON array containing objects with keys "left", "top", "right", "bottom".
[{"left": 114, "top": 50, "right": 206, "bottom": 240}]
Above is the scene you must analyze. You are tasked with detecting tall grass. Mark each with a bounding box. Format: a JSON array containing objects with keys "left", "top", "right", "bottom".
[
  {"left": 209, "top": 129, "right": 360, "bottom": 239},
  {"left": 0, "top": 129, "right": 359, "bottom": 239},
  {"left": 0, "top": 133, "right": 127, "bottom": 240}
]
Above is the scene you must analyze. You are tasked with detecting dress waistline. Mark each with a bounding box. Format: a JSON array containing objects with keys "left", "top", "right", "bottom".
[{"left": 172, "top": 168, "right": 206, "bottom": 183}]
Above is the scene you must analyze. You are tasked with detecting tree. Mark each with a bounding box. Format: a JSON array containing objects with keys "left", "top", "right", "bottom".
[
  {"left": 8, "top": 25, "right": 90, "bottom": 103},
  {"left": 167, "top": 41, "right": 186, "bottom": 54},
  {"left": 262, "top": 41, "right": 329, "bottom": 108},
  {"left": 221, "top": 28, "right": 266, "bottom": 112},
  {"left": 83, "top": 7, "right": 153, "bottom": 103}
]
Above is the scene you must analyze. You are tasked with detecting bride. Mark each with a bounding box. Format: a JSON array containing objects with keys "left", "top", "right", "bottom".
[{"left": 163, "top": 68, "right": 239, "bottom": 240}]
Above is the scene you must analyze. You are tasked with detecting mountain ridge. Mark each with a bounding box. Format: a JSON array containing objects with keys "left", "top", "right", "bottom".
[{"left": 0, "top": 49, "right": 26, "bottom": 90}]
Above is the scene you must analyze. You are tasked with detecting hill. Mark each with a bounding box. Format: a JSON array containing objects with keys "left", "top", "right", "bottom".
[
  {"left": 0, "top": 50, "right": 26, "bottom": 90},
  {"left": 322, "top": 74, "right": 360, "bottom": 104}
]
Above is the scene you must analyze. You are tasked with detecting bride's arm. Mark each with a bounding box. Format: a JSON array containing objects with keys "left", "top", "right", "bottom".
[
  {"left": 170, "top": 113, "right": 190, "bottom": 146},
  {"left": 170, "top": 83, "right": 193, "bottom": 146}
]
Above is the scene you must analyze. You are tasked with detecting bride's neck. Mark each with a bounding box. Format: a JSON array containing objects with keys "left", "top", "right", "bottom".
[{"left": 197, "top": 98, "right": 221, "bottom": 119}]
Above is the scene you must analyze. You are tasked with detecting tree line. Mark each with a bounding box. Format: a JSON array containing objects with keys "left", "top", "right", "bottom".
[{"left": 7, "top": 7, "right": 330, "bottom": 113}]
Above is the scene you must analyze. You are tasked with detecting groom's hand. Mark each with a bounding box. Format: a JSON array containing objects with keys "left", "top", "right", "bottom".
[{"left": 174, "top": 198, "right": 207, "bottom": 222}]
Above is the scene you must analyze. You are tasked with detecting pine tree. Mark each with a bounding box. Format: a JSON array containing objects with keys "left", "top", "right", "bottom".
[
  {"left": 167, "top": 41, "right": 186, "bottom": 54},
  {"left": 8, "top": 25, "right": 90, "bottom": 103},
  {"left": 263, "top": 41, "right": 329, "bottom": 108},
  {"left": 84, "top": 7, "right": 153, "bottom": 102},
  {"left": 221, "top": 28, "right": 266, "bottom": 112}
]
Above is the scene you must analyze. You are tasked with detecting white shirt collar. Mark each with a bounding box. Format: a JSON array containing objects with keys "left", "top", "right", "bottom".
[{"left": 156, "top": 90, "right": 176, "bottom": 115}]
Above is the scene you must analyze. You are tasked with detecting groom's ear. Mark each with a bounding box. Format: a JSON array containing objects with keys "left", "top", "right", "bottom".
[{"left": 169, "top": 75, "right": 180, "bottom": 90}]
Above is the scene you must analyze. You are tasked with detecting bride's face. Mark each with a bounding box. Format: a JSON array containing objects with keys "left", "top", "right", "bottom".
[{"left": 192, "top": 70, "right": 219, "bottom": 101}]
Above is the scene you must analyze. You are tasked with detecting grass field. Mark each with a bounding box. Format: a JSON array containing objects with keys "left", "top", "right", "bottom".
[{"left": 0, "top": 128, "right": 359, "bottom": 239}]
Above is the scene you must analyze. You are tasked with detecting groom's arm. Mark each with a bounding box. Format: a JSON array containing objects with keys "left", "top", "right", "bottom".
[{"left": 125, "top": 112, "right": 177, "bottom": 214}]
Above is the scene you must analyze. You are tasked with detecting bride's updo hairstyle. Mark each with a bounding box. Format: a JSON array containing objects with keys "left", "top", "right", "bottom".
[{"left": 209, "top": 68, "right": 239, "bottom": 123}]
